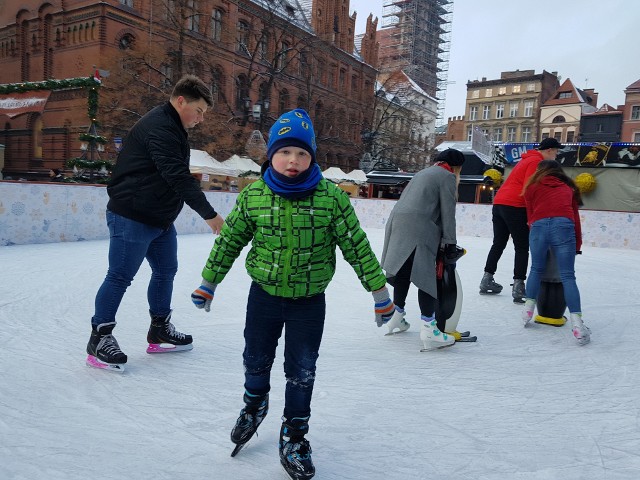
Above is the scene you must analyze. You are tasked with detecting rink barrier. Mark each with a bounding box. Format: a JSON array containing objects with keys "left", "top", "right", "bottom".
[{"left": 1, "top": 182, "right": 639, "bottom": 249}]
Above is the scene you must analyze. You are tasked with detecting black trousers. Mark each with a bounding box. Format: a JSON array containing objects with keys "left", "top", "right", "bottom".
[
  {"left": 483, "top": 204, "right": 530, "bottom": 280},
  {"left": 390, "top": 251, "right": 436, "bottom": 317}
]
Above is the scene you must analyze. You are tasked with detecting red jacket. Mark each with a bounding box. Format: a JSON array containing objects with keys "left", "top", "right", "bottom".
[
  {"left": 493, "top": 149, "right": 544, "bottom": 208},
  {"left": 524, "top": 176, "right": 582, "bottom": 251}
]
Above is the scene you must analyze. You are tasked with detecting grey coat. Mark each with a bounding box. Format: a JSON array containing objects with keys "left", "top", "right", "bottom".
[{"left": 381, "top": 165, "right": 458, "bottom": 298}]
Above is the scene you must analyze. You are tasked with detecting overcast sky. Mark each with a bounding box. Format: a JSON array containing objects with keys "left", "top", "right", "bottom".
[{"left": 350, "top": 0, "right": 639, "bottom": 120}]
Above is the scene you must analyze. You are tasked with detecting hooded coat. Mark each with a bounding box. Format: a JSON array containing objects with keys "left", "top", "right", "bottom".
[{"left": 381, "top": 164, "right": 458, "bottom": 298}]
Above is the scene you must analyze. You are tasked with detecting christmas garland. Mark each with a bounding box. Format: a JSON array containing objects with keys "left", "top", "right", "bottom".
[{"left": 0, "top": 76, "right": 101, "bottom": 121}]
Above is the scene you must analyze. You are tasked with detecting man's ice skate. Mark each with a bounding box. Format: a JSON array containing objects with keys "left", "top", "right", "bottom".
[
  {"left": 512, "top": 279, "right": 526, "bottom": 304},
  {"left": 384, "top": 308, "right": 410, "bottom": 335},
  {"left": 280, "top": 417, "right": 314, "bottom": 480},
  {"left": 86, "top": 322, "right": 127, "bottom": 372},
  {"left": 146, "top": 311, "right": 193, "bottom": 353},
  {"left": 420, "top": 319, "right": 455, "bottom": 352},
  {"left": 479, "top": 272, "right": 502, "bottom": 295},
  {"left": 570, "top": 313, "right": 591, "bottom": 346},
  {"left": 230, "top": 392, "right": 269, "bottom": 457}
]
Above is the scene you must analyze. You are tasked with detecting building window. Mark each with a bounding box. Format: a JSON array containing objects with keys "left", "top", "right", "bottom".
[
  {"left": 552, "top": 115, "right": 566, "bottom": 123},
  {"left": 237, "top": 21, "right": 249, "bottom": 53},
  {"left": 507, "top": 126, "right": 516, "bottom": 142},
  {"left": 521, "top": 127, "right": 531, "bottom": 142},
  {"left": 541, "top": 132, "right": 549, "bottom": 139},
  {"left": 339, "top": 68, "right": 346, "bottom": 89},
  {"left": 526, "top": 83, "right": 535, "bottom": 92},
  {"left": 211, "top": 9, "right": 222, "bottom": 41},
  {"left": 498, "top": 86, "right": 506, "bottom": 95},
  {"left": 187, "top": 0, "right": 199, "bottom": 32},
  {"left": 566, "top": 131, "right": 575, "bottom": 142},
  {"left": 469, "top": 106, "right": 478, "bottom": 121},
  {"left": 120, "top": 0, "right": 133, "bottom": 6},
  {"left": 482, "top": 105, "right": 490, "bottom": 120},
  {"left": 509, "top": 103, "right": 518, "bottom": 117},
  {"left": 277, "top": 41, "right": 289, "bottom": 70},
  {"left": 524, "top": 100, "right": 534, "bottom": 117},
  {"left": 558, "top": 92, "right": 572, "bottom": 99},
  {"left": 471, "top": 90, "right": 479, "bottom": 99},
  {"left": 235, "top": 74, "right": 249, "bottom": 110},
  {"left": 210, "top": 66, "right": 224, "bottom": 104},
  {"left": 278, "top": 89, "right": 290, "bottom": 115},
  {"left": 496, "top": 104, "right": 504, "bottom": 119},
  {"left": 512, "top": 85, "right": 520, "bottom": 93},
  {"left": 485, "top": 88, "right": 492, "bottom": 97},
  {"left": 118, "top": 33, "right": 134, "bottom": 50},
  {"left": 257, "top": 31, "right": 269, "bottom": 60},
  {"left": 554, "top": 131, "right": 562, "bottom": 141},
  {"left": 631, "top": 106, "right": 640, "bottom": 120},
  {"left": 466, "top": 127, "right": 472, "bottom": 141},
  {"left": 493, "top": 127, "right": 503, "bottom": 142},
  {"left": 634, "top": 132, "right": 640, "bottom": 142}
]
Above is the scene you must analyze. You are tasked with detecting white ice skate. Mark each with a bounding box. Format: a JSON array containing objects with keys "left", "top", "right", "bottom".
[
  {"left": 384, "top": 309, "right": 410, "bottom": 336},
  {"left": 570, "top": 313, "right": 591, "bottom": 346},
  {"left": 420, "top": 319, "right": 455, "bottom": 352}
]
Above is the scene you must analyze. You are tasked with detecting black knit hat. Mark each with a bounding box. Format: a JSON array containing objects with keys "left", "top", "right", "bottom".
[
  {"left": 436, "top": 148, "right": 465, "bottom": 166},
  {"left": 538, "top": 138, "right": 563, "bottom": 150}
]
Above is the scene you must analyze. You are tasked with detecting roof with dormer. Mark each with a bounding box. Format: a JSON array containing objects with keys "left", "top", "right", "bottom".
[{"left": 542, "top": 78, "right": 595, "bottom": 107}]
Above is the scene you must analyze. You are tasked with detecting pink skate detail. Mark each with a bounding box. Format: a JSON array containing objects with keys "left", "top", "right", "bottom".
[
  {"left": 85, "top": 355, "right": 125, "bottom": 373},
  {"left": 146, "top": 343, "right": 193, "bottom": 354}
]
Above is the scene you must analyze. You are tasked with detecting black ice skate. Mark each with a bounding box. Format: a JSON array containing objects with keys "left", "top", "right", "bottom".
[
  {"left": 479, "top": 272, "right": 503, "bottom": 295},
  {"left": 230, "top": 392, "right": 269, "bottom": 457},
  {"left": 512, "top": 279, "right": 526, "bottom": 304},
  {"left": 146, "top": 311, "right": 193, "bottom": 353},
  {"left": 86, "top": 322, "right": 127, "bottom": 373},
  {"left": 279, "top": 418, "right": 315, "bottom": 480}
]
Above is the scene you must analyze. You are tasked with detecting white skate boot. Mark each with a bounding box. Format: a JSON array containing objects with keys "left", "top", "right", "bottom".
[
  {"left": 522, "top": 299, "right": 536, "bottom": 327},
  {"left": 420, "top": 317, "right": 455, "bottom": 352},
  {"left": 570, "top": 313, "right": 591, "bottom": 346},
  {"left": 385, "top": 308, "right": 410, "bottom": 335}
]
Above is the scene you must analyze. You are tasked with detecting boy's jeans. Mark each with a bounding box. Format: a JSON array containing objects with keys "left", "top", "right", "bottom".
[
  {"left": 525, "top": 217, "right": 581, "bottom": 313},
  {"left": 92, "top": 211, "right": 178, "bottom": 326},
  {"left": 243, "top": 282, "right": 326, "bottom": 420}
]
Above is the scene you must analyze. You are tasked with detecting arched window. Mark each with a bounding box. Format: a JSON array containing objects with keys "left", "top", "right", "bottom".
[
  {"left": 552, "top": 115, "right": 566, "bottom": 123},
  {"left": 211, "top": 9, "right": 223, "bottom": 41}
]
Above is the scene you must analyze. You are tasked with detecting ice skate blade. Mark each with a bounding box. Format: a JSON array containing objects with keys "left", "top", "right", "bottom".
[
  {"left": 384, "top": 328, "right": 410, "bottom": 336},
  {"left": 146, "top": 343, "right": 193, "bottom": 354},
  {"left": 479, "top": 290, "right": 501, "bottom": 295},
  {"left": 231, "top": 441, "right": 248, "bottom": 457},
  {"left": 420, "top": 341, "right": 455, "bottom": 352},
  {"left": 85, "top": 355, "right": 125, "bottom": 373},
  {"left": 281, "top": 463, "right": 314, "bottom": 480}
]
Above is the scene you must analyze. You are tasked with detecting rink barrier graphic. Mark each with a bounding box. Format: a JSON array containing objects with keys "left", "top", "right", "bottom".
[{"left": 0, "top": 182, "right": 638, "bottom": 250}]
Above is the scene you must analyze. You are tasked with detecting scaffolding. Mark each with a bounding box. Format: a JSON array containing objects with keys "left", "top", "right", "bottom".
[{"left": 379, "top": 0, "right": 453, "bottom": 126}]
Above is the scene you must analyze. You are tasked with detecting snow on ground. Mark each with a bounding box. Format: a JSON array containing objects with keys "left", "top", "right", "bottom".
[{"left": 1, "top": 228, "right": 639, "bottom": 480}]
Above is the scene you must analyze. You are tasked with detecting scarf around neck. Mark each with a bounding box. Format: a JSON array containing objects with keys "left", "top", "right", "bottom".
[{"left": 262, "top": 162, "right": 322, "bottom": 199}]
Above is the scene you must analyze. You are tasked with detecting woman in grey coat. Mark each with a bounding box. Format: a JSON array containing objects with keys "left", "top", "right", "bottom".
[{"left": 380, "top": 148, "right": 465, "bottom": 350}]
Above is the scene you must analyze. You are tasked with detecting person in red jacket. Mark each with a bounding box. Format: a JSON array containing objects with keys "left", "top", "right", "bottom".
[
  {"left": 479, "top": 138, "right": 562, "bottom": 302},
  {"left": 520, "top": 160, "right": 590, "bottom": 345}
]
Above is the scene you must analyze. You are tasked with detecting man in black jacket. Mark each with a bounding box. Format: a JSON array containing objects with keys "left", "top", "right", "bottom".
[{"left": 86, "top": 74, "right": 225, "bottom": 372}]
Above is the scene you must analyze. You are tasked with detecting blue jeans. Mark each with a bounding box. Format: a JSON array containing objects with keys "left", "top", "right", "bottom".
[
  {"left": 243, "top": 282, "right": 326, "bottom": 420},
  {"left": 525, "top": 217, "right": 581, "bottom": 313},
  {"left": 92, "top": 211, "right": 178, "bottom": 326}
]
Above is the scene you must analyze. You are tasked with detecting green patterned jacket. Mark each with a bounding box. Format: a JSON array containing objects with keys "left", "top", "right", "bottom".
[{"left": 202, "top": 177, "right": 387, "bottom": 298}]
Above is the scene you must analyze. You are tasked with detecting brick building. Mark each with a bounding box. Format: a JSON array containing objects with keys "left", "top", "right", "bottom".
[{"left": 0, "top": 0, "right": 380, "bottom": 179}]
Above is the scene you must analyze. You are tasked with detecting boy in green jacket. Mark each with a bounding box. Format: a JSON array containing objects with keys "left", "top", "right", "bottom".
[{"left": 191, "top": 109, "right": 394, "bottom": 479}]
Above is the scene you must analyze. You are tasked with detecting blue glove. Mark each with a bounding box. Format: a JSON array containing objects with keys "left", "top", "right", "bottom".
[
  {"left": 191, "top": 279, "right": 217, "bottom": 312},
  {"left": 372, "top": 287, "right": 395, "bottom": 327}
]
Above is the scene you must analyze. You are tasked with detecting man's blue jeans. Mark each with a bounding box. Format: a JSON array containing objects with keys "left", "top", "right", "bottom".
[
  {"left": 243, "top": 282, "right": 326, "bottom": 420},
  {"left": 92, "top": 211, "right": 178, "bottom": 326},
  {"left": 525, "top": 217, "right": 581, "bottom": 313}
]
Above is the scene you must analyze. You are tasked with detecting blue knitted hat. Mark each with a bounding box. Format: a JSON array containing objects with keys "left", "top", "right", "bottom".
[{"left": 266, "top": 109, "right": 316, "bottom": 163}]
